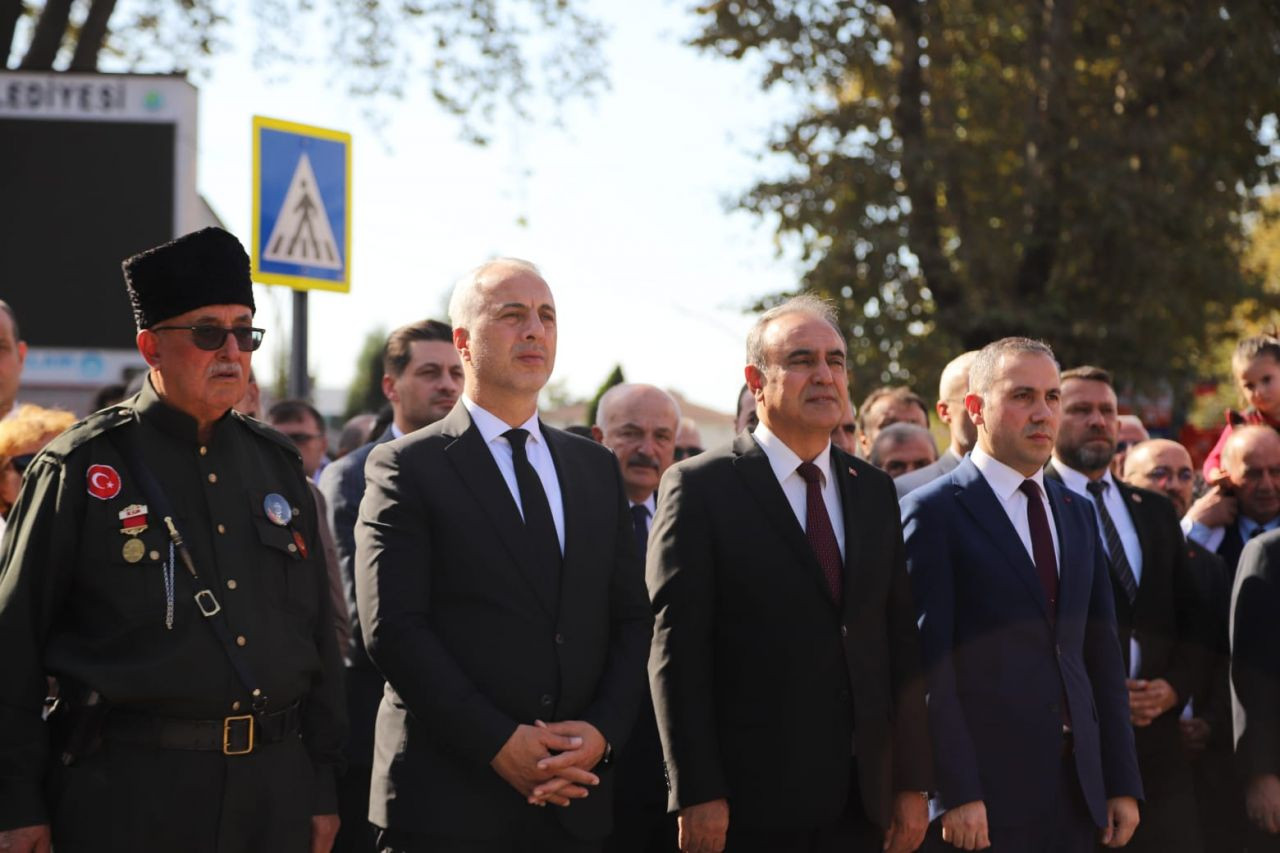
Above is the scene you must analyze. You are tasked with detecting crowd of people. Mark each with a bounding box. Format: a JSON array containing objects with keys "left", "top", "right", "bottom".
[{"left": 0, "top": 226, "right": 1277, "bottom": 853}]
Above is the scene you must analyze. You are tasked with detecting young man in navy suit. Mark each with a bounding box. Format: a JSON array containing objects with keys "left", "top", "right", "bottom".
[{"left": 901, "top": 337, "right": 1142, "bottom": 851}]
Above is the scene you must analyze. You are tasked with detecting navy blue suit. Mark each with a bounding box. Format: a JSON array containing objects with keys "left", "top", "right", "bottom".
[{"left": 901, "top": 458, "right": 1141, "bottom": 839}]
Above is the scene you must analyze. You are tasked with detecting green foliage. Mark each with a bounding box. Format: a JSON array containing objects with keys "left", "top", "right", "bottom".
[
  {"left": 585, "top": 364, "right": 625, "bottom": 427},
  {"left": 8, "top": 0, "right": 608, "bottom": 143},
  {"left": 694, "top": 1, "right": 1280, "bottom": 400},
  {"left": 344, "top": 327, "right": 388, "bottom": 420}
]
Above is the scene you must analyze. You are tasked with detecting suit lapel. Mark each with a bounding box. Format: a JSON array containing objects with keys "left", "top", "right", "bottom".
[
  {"left": 731, "top": 432, "right": 836, "bottom": 608},
  {"left": 1117, "top": 483, "right": 1152, "bottom": 612},
  {"left": 542, "top": 426, "right": 588, "bottom": 607},
  {"left": 440, "top": 405, "right": 557, "bottom": 617},
  {"left": 1043, "top": 477, "right": 1081, "bottom": 628},
  {"left": 833, "top": 448, "right": 864, "bottom": 619},
  {"left": 954, "top": 460, "right": 1051, "bottom": 620}
]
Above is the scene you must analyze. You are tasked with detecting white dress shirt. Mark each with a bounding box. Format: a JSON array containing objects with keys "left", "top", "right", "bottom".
[
  {"left": 1053, "top": 462, "right": 1144, "bottom": 676},
  {"left": 1183, "top": 513, "right": 1280, "bottom": 554},
  {"left": 970, "top": 445, "right": 1060, "bottom": 570},
  {"left": 752, "top": 423, "right": 845, "bottom": 559},
  {"left": 462, "top": 395, "right": 565, "bottom": 553}
]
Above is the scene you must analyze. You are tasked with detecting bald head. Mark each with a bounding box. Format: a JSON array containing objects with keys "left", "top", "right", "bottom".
[
  {"left": 593, "top": 383, "right": 681, "bottom": 504},
  {"left": 1123, "top": 438, "right": 1195, "bottom": 517},
  {"left": 448, "top": 257, "right": 544, "bottom": 332},
  {"left": 936, "top": 350, "right": 979, "bottom": 456},
  {"left": 1222, "top": 425, "right": 1280, "bottom": 524}
]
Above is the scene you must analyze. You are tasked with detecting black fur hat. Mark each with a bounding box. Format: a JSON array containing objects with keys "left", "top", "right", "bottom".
[{"left": 122, "top": 227, "right": 255, "bottom": 329}]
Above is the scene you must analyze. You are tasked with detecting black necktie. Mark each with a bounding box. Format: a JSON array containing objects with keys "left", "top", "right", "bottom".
[
  {"left": 797, "top": 462, "right": 843, "bottom": 606},
  {"left": 1019, "top": 480, "right": 1059, "bottom": 615},
  {"left": 503, "top": 428, "right": 562, "bottom": 588},
  {"left": 1085, "top": 480, "right": 1138, "bottom": 605},
  {"left": 630, "top": 504, "right": 650, "bottom": 557}
]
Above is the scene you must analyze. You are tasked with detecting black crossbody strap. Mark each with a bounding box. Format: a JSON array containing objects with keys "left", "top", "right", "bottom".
[{"left": 106, "top": 426, "right": 269, "bottom": 712}]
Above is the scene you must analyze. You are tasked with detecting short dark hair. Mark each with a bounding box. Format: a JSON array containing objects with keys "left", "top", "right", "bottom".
[
  {"left": 736, "top": 383, "right": 752, "bottom": 418},
  {"left": 857, "top": 386, "right": 929, "bottom": 431},
  {"left": 266, "top": 399, "right": 324, "bottom": 433},
  {"left": 1233, "top": 335, "right": 1280, "bottom": 369},
  {"left": 384, "top": 319, "right": 453, "bottom": 378},
  {"left": 0, "top": 300, "right": 19, "bottom": 341},
  {"left": 969, "top": 337, "right": 1057, "bottom": 395},
  {"left": 1060, "top": 365, "right": 1113, "bottom": 386}
]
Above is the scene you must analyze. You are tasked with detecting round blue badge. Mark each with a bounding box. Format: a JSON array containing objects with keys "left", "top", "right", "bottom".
[{"left": 263, "top": 493, "right": 292, "bottom": 526}]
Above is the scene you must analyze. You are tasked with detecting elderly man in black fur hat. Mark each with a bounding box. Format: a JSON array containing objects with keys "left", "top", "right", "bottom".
[{"left": 0, "top": 228, "right": 346, "bottom": 853}]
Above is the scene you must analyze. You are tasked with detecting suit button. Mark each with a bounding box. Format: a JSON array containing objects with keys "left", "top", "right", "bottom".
[
  {"left": 840, "top": 625, "right": 848, "bottom": 638},
  {"left": 540, "top": 694, "right": 553, "bottom": 707},
  {"left": 555, "top": 633, "right": 565, "bottom": 645}
]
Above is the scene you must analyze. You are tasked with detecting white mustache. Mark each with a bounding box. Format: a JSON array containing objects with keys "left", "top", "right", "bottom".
[{"left": 207, "top": 364, "right": 242, "bottom": 380}]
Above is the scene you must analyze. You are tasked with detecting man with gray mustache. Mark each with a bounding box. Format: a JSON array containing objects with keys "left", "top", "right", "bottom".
[{"left": 592, "top": 383, "right": 681, "bottom": 853}]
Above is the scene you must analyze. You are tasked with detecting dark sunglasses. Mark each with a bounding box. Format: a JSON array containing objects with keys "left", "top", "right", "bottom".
[
  {"left": 674, "top": 445, "right": 703, "bottom": 461},
  {"left": 8, "top": 453, "right": 35, "bottom": 474},
  {"left": 151, "top": 325, "right": 265, "bottom": 352}
]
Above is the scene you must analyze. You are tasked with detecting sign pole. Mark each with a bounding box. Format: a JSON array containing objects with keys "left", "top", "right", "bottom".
[{"left": 290, "top": 289, "right": 309, "bottom": 399}]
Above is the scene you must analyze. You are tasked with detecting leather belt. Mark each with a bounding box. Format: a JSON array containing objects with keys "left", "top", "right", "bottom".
[{"left": 105, "top": 702, "right": 301, "bottom": 755}]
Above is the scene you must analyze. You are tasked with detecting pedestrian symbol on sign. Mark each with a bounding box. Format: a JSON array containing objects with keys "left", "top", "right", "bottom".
[{"left": 262, "top": 153, "right": 342, "bottom": 270}]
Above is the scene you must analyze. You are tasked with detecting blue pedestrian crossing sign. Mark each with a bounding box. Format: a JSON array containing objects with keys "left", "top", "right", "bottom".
[{"left": 252, "top": 116, "right": 352, "bottom": 292}]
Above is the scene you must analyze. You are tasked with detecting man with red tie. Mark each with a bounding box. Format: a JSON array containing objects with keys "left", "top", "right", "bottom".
[
  {"left": 901, "top": 337, "right": 1142, "bottom": 851},
  {"left": 647, "top": 294, "right": 932, "bottom": 853}
]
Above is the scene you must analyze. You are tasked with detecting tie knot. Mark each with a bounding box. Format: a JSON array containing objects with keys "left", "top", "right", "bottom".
[
  {"left": 631, "top": 503, "right": 650, "bottom": 522},
  {"left": 797, "top": 461, "right": 824, "bottom": 486},
  {"left": 1018, "top": 479, "right": 1042, "bottom": 500},
  {"left": 504, "top": 428, "right": 530, "bottom": 456},
  {"left": 1085, "top": 479, "right": 1108, "bottom": 497}
]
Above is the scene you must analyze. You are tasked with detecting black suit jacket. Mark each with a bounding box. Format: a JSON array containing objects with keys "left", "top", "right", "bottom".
[
  {"left": 647, "top": 432, "right": 932, "bottom": 831},
  {"left": 1046, "top": 467, "right": 1210, "bottom": 777},
  {"left": 1230, "top": 528, "right": 1280, "bottom": 780},
  {"left": 355, "top": 403, "right": 653, "bottom": 839},
  {"left": 318, "top": 427, "right": 395, "bottom": 769}
]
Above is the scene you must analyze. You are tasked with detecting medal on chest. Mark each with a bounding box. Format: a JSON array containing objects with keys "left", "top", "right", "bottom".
[{"left": 118, "top": 504, "right": 149, "bottom": 563}]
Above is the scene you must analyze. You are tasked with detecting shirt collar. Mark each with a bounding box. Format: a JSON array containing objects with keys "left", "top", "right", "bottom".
[
  {"left": 1052, "top": 459, "right": 1116, "bottom": 497},
  {"left": 631, "top": 493, "right": 657, "bottom": 515},
  {"left": 390, "top": 422, "right": 405, "bottom": 440},
  {"left": 752, "top": 422, "right": 834, "bottom": 487},
  {"left": 462, "top": 395, "right": 543, "bottom": 447},
  {"left": 1240, "top": 514, "right": 1280, "bottom": 540},
  {"left": 132, "top": 372, "right": 236, "bottom": 446},
  {"left": 971, "top": 444, "right": 1047, "bottom": 501}
]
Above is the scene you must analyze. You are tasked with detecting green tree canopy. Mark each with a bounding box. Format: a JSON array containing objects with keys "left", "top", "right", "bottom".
[
  {"left": 694, "top": 1, "right": 1280, "bottom": 403},
  {"left": 586, "top": 364, "right": 625, "bottom": 427},
  {"left": 5, "top": 0, "right": 607, "bottom": 142},
  {"left": 345, "top": 326, "right": 388, "bottom": 420}
]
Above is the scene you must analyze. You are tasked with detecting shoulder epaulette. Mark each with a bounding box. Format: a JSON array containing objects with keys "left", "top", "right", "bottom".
[
  {"left": 231, "top": 410, "right": 303, "bottom": 463},
  {"left": 38, "top": 405, "right": 137, "bottom": 461}
]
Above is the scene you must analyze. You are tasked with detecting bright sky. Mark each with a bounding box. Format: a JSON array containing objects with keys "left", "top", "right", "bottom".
[{"left": 190, "top": 1, "right": 801, "bottom": 415}]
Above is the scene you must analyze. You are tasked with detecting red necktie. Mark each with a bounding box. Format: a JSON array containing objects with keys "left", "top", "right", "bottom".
[
  {"left": 797, "top": 461, "right": 843, "bottom": 605},
  {"left": 1019, "top": 479, "right": 1059, "bottom": 616}
]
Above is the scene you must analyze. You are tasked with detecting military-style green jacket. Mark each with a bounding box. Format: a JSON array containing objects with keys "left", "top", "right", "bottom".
[{"left": 0, "top": 379, "right": 346, "bottom": 831}]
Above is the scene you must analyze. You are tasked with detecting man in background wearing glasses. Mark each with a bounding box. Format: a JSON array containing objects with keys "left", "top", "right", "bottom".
[
  {"left": 1125, "top": 438, "right": 1251, "bottom": 852},
  {"left": 0, "top": 227, "right": 345, "bottom": 853}
]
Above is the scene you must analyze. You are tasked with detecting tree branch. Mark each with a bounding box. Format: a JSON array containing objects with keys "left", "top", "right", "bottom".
[
  {"left": 69, "top": 0, "right": 119, "bottom": 71},
  {"left": 0, "top": 0, "right": 21, "bottom": 68},
  {"left": 18, "top": 0, "right": 74, "bottom": 70}
]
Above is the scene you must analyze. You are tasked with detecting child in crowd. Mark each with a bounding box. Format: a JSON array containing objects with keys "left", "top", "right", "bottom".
[{"left": 1203, "top": 334, "right": 1280, "bottom": 480}]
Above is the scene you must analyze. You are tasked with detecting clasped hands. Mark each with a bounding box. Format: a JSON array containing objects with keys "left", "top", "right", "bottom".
[
  {"left": 490, "top": 719, "right": 606, "bottom": 808},
  {"left": 1126, "top": 677, "right": 1177, "bottom": 727}
]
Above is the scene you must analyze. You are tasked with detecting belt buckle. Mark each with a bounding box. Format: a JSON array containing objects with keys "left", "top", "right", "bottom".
[{"left": 222, "top": 714, "right": 255, "bottom": 755}]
